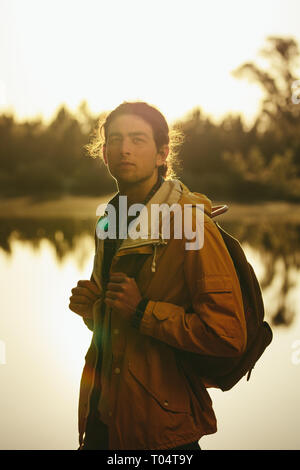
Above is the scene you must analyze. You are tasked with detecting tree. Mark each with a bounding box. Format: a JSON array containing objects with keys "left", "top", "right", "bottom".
[{"left": 232, "top": 36, "right": 300, "bottom": 137}]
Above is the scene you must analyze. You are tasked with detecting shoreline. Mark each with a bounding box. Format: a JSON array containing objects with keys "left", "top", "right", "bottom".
[{"left": 0, "top": 195, "right": 300, "bottom": 221}]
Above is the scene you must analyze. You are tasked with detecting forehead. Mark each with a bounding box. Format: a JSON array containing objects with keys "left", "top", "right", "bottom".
[{"left": 107, "top": 114, "right": 154, "bottom": 138}]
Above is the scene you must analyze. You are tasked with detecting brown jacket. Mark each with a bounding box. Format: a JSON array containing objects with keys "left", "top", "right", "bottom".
[{"left": 78, "top": 179, "right": 247, "bottom": 450}]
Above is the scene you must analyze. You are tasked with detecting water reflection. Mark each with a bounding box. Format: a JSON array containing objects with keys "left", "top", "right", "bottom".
[
  {"left": 1, "top": 217, "right": 299, "bottom": 328},
  {"left": 0, "top": 217, "right": 96, "bottom": 262},
  {"left": 222, "top": 220, "right": 300, "bottom": 328}
]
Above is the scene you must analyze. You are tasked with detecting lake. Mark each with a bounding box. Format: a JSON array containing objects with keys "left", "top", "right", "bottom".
[{"left": 0, "top": 212, "right": 299, "bottom": 450}]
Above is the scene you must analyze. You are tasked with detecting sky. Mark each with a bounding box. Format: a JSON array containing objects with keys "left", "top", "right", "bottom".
[{"left": 0, "top": 0, "right": 300, "bottom": 127}]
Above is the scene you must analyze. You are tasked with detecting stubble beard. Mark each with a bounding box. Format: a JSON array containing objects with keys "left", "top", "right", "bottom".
[{"left": 115, "top": 168, "right": 157, "bottom": 192}]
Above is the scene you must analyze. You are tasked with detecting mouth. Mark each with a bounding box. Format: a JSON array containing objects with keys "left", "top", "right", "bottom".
[{"left": 118, "top": 162, "right": 135, "bottom": 167}]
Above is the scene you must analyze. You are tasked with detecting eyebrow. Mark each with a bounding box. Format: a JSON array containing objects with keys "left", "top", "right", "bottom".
[{"left": 108, "top": 131, "right": 149, "bottom": 138}]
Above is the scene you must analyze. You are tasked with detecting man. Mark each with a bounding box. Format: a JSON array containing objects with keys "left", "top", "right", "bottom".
[{"left": 69, "top": 101, "right": 247, "bottom": 450}]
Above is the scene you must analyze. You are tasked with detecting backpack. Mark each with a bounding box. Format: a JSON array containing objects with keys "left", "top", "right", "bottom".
[{"left": 178, "top": 205, "right": 273, "bottom": 392}]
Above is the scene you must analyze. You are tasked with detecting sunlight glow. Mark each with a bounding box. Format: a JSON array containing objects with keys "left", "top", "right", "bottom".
[{"left": 1, "top": 0, "right": 299, "bottom": 126}]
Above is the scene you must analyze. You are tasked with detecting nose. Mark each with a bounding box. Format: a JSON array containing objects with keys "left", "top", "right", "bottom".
[{"left": 120, "top": 137, "right": 131, "bottom": 156}]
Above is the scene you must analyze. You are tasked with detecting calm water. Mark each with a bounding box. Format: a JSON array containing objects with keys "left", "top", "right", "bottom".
[{"left": 0, "top": 217, "right": 299, "bottom": 450}]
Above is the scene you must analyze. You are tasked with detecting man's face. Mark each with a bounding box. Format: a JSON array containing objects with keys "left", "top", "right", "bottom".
[{"left": 103, "top": 114, "right": 168, "bottom": 186}]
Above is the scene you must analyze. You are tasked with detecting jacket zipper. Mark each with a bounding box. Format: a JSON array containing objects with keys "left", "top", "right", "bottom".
[{"left": 116, "top": 237, "right": 168, "bottom": 273}]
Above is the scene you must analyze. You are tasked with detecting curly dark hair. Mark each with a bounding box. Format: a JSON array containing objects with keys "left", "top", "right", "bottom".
[{"left": 85, "top": 101, "right": 184, "bottom": 179}]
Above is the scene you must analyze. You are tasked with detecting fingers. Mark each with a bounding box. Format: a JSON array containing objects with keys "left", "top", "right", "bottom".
[
  {"left": 106, "top": 272, "right": 133, "bottom": 295},
  {"left": 109, "top": 272, "right": 130, "bottom": 283},
  {"left": 71, "top": 286, "right": 98, "bottom": 301},
  {"left": 69, "top": 279, "right": 101, "bottom": 319},
  {"left": 69, "top": 302, "right": 91, "bottom": 317},
  {"left": 77, "top": 280, "right": 101, "bottom": 296},
  {"left": 105, "top": 272, "right": 136, "bottom": 299},
  {"left": 108, "top": 273, "right": 133, "bottom": 290},
  {"left": 69, "top": 281, "right": 101, "bottom": 307},
  {"left": 70, "top": 295, "right": 91, "bottom": 305},
  {"left": 106, "top": 282, "right": 126, "bottom": 292},
  {"left": 105, "top": 289, "right": 121, "bottom": 300}
]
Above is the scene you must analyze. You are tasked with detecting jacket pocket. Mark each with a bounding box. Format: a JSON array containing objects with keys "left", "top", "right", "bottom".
[
  {"left": 195, "top": 274, "right": 245, "bottom": 350},
  {"left": 127, "top": 337, "right": 190, "bottom": 413}
]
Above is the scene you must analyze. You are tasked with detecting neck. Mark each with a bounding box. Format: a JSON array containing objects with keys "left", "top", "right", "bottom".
[{"left": 117, "top": 171, "right": 159, "bottom": 207}]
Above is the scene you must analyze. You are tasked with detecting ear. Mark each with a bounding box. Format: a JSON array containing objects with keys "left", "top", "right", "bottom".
[
  {"left": 102, "top": 144, "right": 108, "bottom": 165},
  {"left": 156, "top": 144, "right": 169, "bottom": 167}
]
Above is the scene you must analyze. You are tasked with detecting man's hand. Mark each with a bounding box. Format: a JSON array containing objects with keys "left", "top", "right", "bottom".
[
  {"left": 104, "top": 272, "right": 142, "bottom": 322},
  {"left": 69, "top": 280, "right": 101, "bottom": 320}
]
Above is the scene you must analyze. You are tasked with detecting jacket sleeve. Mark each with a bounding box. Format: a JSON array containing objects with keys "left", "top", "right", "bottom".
[
  {"left": 81, "top": 270, "right": 96, "bottom": 332},
  {"left": 82, "top": 224, "right": 98, "bottom": 332},
  {"left": 139, "top": 220, "right": 247, "bottom": 357}
]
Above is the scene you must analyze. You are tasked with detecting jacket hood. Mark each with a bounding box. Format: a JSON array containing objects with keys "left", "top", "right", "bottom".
[
  {"left": 136, "top": 178, "right": 212, "bottom": 216},
  {"left": 109, "top": 178, "right": 213, "bottom": 252},
  {"left": 176, "top": 179, "right": 212, "bottom": 217},
  {"left": 96, "top": 178, "right": 213, "bottom": 252}
]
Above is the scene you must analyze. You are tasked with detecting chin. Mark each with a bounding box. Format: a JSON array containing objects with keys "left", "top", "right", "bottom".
[{"left": 115, "top": 173, "right": 140, "bottom": 185}]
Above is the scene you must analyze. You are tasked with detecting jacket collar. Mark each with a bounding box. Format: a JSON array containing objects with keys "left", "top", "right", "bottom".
[
  {"left": 97, "top": 178, "right": 212, "bottom": 252},
  {"left": 118, "top": 178, "right": 213, "bottom": 251}
]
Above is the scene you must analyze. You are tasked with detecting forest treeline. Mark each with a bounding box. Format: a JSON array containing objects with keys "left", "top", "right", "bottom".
[{"left": 1, "top": 36, "right": 300, "bottom": 203}]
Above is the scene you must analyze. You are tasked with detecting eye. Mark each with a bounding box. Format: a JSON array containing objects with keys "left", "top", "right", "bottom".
[
  {"left": 133, "top": 137, "right": 144, "bottom": 144},
  {"left": 109, "top": 136, "right": 121, "bottom": 144}
]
